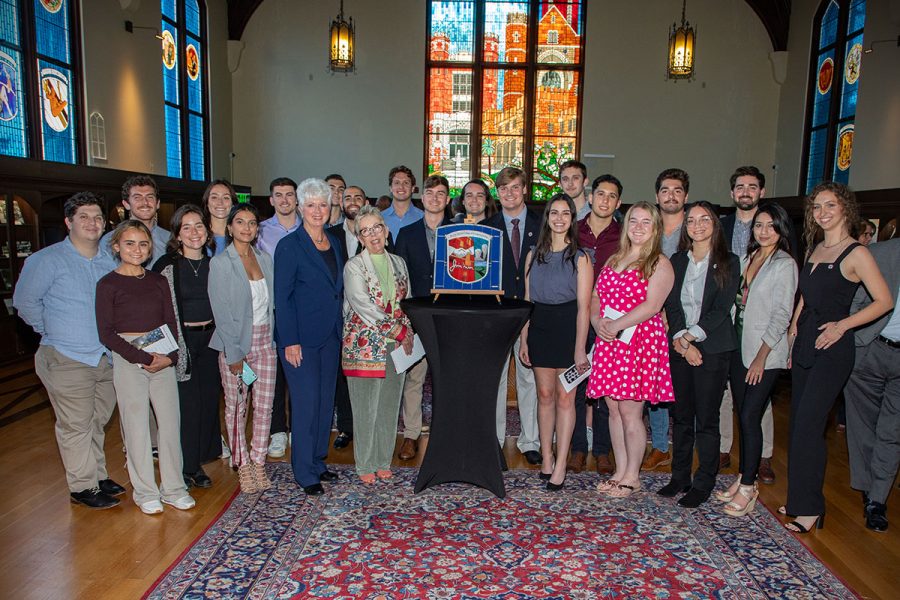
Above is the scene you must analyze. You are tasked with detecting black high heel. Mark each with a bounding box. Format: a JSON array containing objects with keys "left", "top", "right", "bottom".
[
  {"left": 538, "top": 472, "right": 552, "bottom": 481},
  {"left": 546, "top": 479, "right": 565, "bottom": 492},
  {"left": 785, "top": 514, "right": 825, "bottom": 533}
]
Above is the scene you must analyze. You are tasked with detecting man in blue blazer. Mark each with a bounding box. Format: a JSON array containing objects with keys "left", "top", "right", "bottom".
[
  {"left": 393, "top": 174, "right": 453, "bottom": 460},
  {"left": 482, "top": 167, "right": 542, "bottom": 465},
  {"left": 275, "top": 178, "right": 345, "bottom": 495}
]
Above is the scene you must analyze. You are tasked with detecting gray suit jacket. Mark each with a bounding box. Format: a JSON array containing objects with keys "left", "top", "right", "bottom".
[
  {"left": 739, "top": 249, "right": 798, "bottom": 369},
  {"left": 852, "top": 238, "right": 900, "bottom": 346},
  {"left": 208, "top": 243, "right": 276, "bottom": 364}
]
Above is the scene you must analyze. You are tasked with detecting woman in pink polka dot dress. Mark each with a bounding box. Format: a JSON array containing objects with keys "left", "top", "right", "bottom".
[{"left": 587, "top": 201, "right": 675, "bottom": 498}]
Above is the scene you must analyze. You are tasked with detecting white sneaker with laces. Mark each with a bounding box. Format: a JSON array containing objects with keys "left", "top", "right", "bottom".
[
  {"left": 268, "top": 432, "right": 288, "bottom": 458},
  {"left": 140, "top": 500, "right": 164, "bottom": 515},
  {"left": 162, "top": 495, "right": 196, "bottom": 510}
]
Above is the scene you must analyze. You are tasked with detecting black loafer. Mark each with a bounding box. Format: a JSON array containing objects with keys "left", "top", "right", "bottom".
[
  {"left": 319, "top": 470, "right": 339, "bottom": 482},
  {"left": 657, "top": 481, "right": 691, "bottom": 498},
  {"left": 185, "top": 469, "right": 212, "bottom": 489},
  {"left": 98, "top": 478, "right": 126, "bottom": 497},
  {"left": 865, "top": 501, "right": 888, "bottom": 532},
  {"left": 70, "top": 487, "right": 120, "bottom": 509},
  {"left": 302, "top": 483, "right": 325, "bottom": 496},
  {"left": 523, "top": 450, "right": 542, "bottom": 465},
  {"left": 333, "top": 432, "right": 352, "bottom": 449},
  {"left": 677, "top": 487, "right": 711, "bottom": 508}
]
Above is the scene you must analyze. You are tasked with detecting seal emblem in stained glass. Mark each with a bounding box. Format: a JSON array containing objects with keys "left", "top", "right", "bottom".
[
  {"left": 432, "top": 224, "right": 503, "bottom": 294},
  {"left": 40, "top": 69, "right": 69, "bottom": 132},
  {"left": 817, "top": 57, "right": 833, "bottom": 94},
  {"left": 845, "top": 43, "right": 862, "bottom": 85},
  {"left": 162, "top": 30, "right": 177, "bottom": 70},
  {"left": 836, "top": 124, "right": 854, "bottom": 171},
  {"left": 186, "top": 44, "right": 200, "bottom": 81},
  {"left": 0, "top": 53, "right": 19, "bottom": 122},
  {"left": 40, "top": 0, "right": 63, "bottom": 14}
]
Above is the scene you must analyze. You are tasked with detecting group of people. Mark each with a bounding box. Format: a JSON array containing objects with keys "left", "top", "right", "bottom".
[{"left": 14, "top": 161, "right": 899, "bottom": 536}]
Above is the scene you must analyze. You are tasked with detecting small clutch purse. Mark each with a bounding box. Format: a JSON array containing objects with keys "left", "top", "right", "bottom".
[{"left": 240, "top": 362, "right": 258, "bottom": 387}]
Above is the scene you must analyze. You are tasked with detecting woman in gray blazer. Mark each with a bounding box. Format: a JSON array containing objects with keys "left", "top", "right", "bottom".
[
  {"left": 208, "top": 203, "right": 276, "bottom": 495},
  {"left": 718, "top": 203, "right": 797, "bottom": 516}
]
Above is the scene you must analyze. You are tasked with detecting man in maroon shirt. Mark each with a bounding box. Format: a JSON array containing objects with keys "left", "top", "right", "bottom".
[{"left": 568, "top": 174, "right": 623, "bottom": 474}]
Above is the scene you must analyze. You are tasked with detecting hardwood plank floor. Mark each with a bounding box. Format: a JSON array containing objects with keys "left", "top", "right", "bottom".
[{"left": 0, "top": 359, "right": 896, "bottom": 599}]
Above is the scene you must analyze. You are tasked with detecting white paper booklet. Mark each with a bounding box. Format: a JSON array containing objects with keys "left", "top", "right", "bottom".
[
  {"left": 603, "top": 306, "right": 637, "bottom": 345},
  {"left": 391, "top": 334, "right": 426, "bottom": 373},
  {"left": 558, "top": 348, "right": 594, "bottom": 393},
  {"left": 130, "top": 324, "right": 179, "bottom": 355}
]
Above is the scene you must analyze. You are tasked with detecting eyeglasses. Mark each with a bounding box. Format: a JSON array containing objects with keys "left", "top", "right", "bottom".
[{"left": 359, "top": 223, "right": 385, "bottom": 237}]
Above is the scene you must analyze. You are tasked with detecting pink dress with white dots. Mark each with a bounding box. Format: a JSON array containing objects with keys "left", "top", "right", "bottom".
[{"left": 586, "top": 266, "right": 674, "bottom": 404}]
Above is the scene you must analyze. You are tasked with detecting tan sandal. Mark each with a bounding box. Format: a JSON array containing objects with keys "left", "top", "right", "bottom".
[
  {"left": 238, "top": 464, "right": 258, "bottom": 494},
  {"left": 723, "top": 484, "right": 758, "bottom": 517},
  {"left": 596, "top": 479, "right": 619, "bottom": 493},
  {"left": 606, "top": 482, "right": 641, "bottom": 498},
  {"left": 715, "top": 476, "right": 742, "bottom": 503},
  {"left": 252, "top": 463, "right": 272, "bottom": 491},
  {"left": 359, "top": 473, "right": 376, "bottom": 484}
]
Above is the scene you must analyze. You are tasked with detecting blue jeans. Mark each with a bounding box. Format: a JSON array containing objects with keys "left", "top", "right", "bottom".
[{"left": 648, "top": 403, "right": 671, "bottom": 452}]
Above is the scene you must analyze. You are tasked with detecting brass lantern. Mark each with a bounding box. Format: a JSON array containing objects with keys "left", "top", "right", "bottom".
[
  {"left": 667, "top": 0, "right": 696, "bottom": 80},
  {"left": 330, "top": 0, "right": 355, "bottom": 73}
]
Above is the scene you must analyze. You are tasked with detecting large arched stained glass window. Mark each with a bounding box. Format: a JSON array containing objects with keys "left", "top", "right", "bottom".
[
  {"left": 802, "top": 0, "right": 865, "bottom": 194},
  {"left": 162, "top": 0, "right": 208, "bottom": 180},
  {"left": 0, "top": 0, "right": 81, "bottom": 163},
  {"left": 426, "top": 1, "right": 585, "bottom": 200}
]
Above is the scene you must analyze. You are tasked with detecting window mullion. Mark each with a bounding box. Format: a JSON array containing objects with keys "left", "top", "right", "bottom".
[{"left": 471, "top": 0, "right": 485, "bottom": 182}]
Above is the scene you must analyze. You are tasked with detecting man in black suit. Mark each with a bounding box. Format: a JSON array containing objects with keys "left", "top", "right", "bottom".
[
  {"left": 393, "top": 174, "right": 453, "bottom": 460},
  {"left": 482, "top": 167, "right": 542, "bottom": 465}
]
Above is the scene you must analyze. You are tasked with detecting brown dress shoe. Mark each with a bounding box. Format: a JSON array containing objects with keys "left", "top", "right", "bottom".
[
  {"left": 641, "top": 448, "right": 671, "bottom": 470},
  {"left": 595, "top": 454, "right": 614, "bottom": 475},
  {"left": 757, "top": 457, "right": 776, "bottom": 484},
  {"left": 398, "top": 437, "right": 418, "bottom": 461},
  {"left": 566, "top": 451, "right": 586, "bottom": 473},
  {"left": 719, "top": 452, "right": 732, "bottom": 470}
]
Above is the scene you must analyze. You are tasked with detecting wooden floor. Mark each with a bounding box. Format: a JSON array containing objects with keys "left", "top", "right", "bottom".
[{"left": 0, "top": 357, "right": 897, "bottom": 599}]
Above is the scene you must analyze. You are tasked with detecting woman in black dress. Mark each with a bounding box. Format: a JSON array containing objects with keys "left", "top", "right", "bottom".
[{"left": 783, "top": 182, "right": 892, "bottom": 533}]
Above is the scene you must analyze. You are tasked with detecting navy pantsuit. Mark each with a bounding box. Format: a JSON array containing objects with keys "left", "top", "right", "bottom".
[{"left": 274, "top": 227, "right": 344, "bottom": 487}]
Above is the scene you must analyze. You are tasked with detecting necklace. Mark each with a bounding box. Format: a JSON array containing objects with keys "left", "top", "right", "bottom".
[
  {"left": 134, "top": 268, "right": 146, "bottom": 280},
  {"left": 822, "top": 234, "right": 849, "bottom": 249},
  {"left": 184, "top": 256, "right": 202, "bottom": 277}
]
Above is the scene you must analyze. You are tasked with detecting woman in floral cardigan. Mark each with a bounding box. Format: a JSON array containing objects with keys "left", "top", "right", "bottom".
[{"left": 342, "top": 206, "right": 415, "bottom": 483}]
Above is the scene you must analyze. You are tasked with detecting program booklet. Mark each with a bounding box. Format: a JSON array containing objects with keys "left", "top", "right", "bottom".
[
  {"left": 558, "top": 348, "right": 594, "bottom": 393},
  {"left": 130, "top": 324, "right": 178, "bottom": 355}
]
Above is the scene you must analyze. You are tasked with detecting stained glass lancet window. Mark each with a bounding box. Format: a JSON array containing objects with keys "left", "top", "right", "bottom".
[
  {"left": 426, "top": 1, "right": 585, "bottom": 200},
  {"left": 162, "top": 0, "right": 208, "bottom": 181},
  {"left": 802, "top": 0, "right": 865, "bottom": 193},
  {"left": 0, "top": 0, "right": 80, "bottom": 163}
]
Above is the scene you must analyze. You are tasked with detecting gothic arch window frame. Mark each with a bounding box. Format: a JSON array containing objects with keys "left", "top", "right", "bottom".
[
  {"left": 799, "top": 0, "right": 866, "bottom": 194},
  {"left": 161, "top": 0, "right": 210, "bottom": 181},
  {"left": 0, "top": 0, "right": 85, "bottom": 163},
  {"left": 424, "top": 1, "right": 586, "bottom": 201}
]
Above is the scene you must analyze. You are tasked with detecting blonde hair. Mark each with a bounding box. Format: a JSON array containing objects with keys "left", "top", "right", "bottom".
[
  {"left": 607, "top": 201, "right": 663, "bottom": 280},
  {"left": 108, "top": 219, "right": 152, "bottom": 261}
]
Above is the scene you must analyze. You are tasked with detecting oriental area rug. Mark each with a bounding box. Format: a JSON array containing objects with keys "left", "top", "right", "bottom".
[{"left": 145, "top": 465, "right": 857, "bottom": 599}]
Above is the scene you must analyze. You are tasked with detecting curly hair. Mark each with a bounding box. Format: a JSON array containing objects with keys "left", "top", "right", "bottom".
[{"left": 803, "top": 181, "right": 859, "bottom": 260}]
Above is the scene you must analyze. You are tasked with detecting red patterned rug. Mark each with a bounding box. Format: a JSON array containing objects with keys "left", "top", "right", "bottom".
[{"left": 145, "top": 465, "right": 858, "bottom": 599}]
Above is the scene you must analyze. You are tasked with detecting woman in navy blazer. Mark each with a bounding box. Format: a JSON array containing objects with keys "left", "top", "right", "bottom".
[
  {"left": 660, "top": 201, "right": 740, "bottom": 508},
  {"left": 274, "top": 178, "right": 345, "bottom": 496}
]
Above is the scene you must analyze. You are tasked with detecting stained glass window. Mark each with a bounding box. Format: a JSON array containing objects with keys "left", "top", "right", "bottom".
[
  {"left": 426, "top": 1, "right": 585, "bottom": 200},
  {"left": 0, "top": 0, "right": 80, "bottom": 163},
  {"left": 162, "top": 0, "right": 208, "bottom": 181},
  {"left": 802, "top": 0, "right": 865, "bottom": 193}
]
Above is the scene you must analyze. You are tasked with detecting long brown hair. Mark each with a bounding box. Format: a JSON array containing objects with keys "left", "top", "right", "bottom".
[
  {"left": 803, "top": 181, "right": 859, "bottom": 260},
  {"left": 528, "top": 194, "right": 580, "bottom": 276},
  {"left": 678, "top": 201, "right": 731, "bottom": 288},
  {"left": 607, "top": 201, "right": 663, "bottom": 280}
]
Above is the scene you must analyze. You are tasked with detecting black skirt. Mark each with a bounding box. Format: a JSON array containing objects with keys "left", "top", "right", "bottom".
[{"left": 528, "top": 300, "right": 577, "bottom": 369}]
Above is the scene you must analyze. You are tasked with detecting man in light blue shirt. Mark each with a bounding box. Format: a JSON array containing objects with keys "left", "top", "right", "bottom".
[
  {"left": 258, "top": 177, "right": 301, "bottom": 258},
  {"left": 381, "top": 165, "right": 424, "bottom": 238},
  {"left": 13, "top": 192, "right": 123, "bottom": 510},
  {"left": 100, "top": 175, "right": 170, "bottom": 266}
]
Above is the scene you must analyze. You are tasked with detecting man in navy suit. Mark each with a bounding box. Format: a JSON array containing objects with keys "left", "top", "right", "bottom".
[
  {"left": 393, "top": 174, "right": 453, "bottom": 460},
  {"left": 274, "top": 178, "right": 345, "bottom": 495},
  {"left": 482, "top": 167, "right": 542, "bottom": 465}
]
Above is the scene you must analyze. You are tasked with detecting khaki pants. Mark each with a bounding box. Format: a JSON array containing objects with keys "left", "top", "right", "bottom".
[
  {"left": 400, "top": 358, "right": 427, "bottom": 439},
  {"left": 34, "top": 345, "right": 117, "bottom": 493}
]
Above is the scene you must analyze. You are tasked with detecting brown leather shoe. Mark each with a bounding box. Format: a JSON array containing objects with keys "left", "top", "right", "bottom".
[
  {"left": 641, "top": 448, "right": 671, "bottom": 470},
  {"left": 397, "top": 437, "right": 418, "bottom": 461},
  {"left": 719, "top": 452, "right": 732, "bottom": 470},
  {"left": 566, "top": 451, "right": 586, "bottom": 473},
  {"left": 595, "top": 453, "right": 614, "bottom": 475},
  {"left": 757, "top": 457, "right": 776, "bottom": 484}
]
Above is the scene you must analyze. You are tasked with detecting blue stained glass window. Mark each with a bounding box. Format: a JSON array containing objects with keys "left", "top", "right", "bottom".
[
  {"left": 485, "top": 1, "right": 529, "bottom": 61},
  {"left": 33, "top": 0, "right": 69, "bottom": 64},
  {"left": 0, "top": 47, "right": 27, "bottom": 157},
  {"left": 847, "top": 0, "right": 865, "bottom": 33},
  {"left": 811, "top": 50, "right": 834, "bottom": 128},
  {"left": 0, "top": 0, "right": 21, "bottom": 45},
  {"left": 820, "top": 1, "right": 839, "bottom": 48},
  {"left": 430, "top": 2, "right": 475, "bottom": 61},
  {"left": 806, "top": 129, "right": 827, "bottom": 193},
  {"left": 37, "top": 59, "right": 75, "bottom": 163},
  {"left": 162, "top": 21, "right": 179, "bottom": 104},
  {"left": 188, "top": 113, "right": 203, "bottom": 180},
  {"left": 832, "top": 122, "right": 853, "bottom": 185},
  {"left": 839, "top": 33, "right": 862, "bottom": 119},
  {"left": 185, "top": 0, "right": 200, "bottom": 36},
  {"left": 165, "top": 104, "right": 182, "bottom": 178},
  {"left": 162, "top": 0, "right": 177, "bottom": 22},
  {"left": 186, "top": 34, "right": 202, "bottom": 112}
]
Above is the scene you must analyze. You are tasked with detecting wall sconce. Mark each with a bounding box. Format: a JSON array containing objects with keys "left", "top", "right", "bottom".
[
  {"left": 863, "top": 35, "right": 900, "bottom": 54},
  {"left": 329, "top": 0, "right": 355, "bottom": 73},
  {"left": 124, "top": 20, "right": 163, "bottom": 40},
  {"left": 666, "top": 0, "right": 696, "bottom": 80}
]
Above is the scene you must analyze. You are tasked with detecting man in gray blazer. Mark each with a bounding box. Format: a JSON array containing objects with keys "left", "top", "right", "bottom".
[{"left": 844, "top": 237, "right": 900, "bottom": 532}]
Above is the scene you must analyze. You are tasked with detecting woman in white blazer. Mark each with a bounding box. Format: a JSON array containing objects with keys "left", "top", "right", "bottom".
[{"left": 718, "top": 203, "right": 797, "bottom": 516}]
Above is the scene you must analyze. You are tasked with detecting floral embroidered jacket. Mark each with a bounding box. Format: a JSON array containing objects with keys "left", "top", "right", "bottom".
[{"left": 342, "top": 250, "right": 412, "bottom": 378}]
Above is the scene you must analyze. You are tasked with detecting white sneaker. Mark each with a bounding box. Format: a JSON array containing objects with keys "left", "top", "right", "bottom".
[
  {"left": 140, "top": 500, "right": 164, "bottom": 515},
  {"left": 268, "top": 432, "right": 288, "bottom": 458},
  {"left": 220, "top": 435, "right": 231, "bottom": 459},
  {"left": 586, "top": 426, "right": 594, "bottom": 452},
  {"left": 162, "top": 495, "right": 196, "bottom": 510}
]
